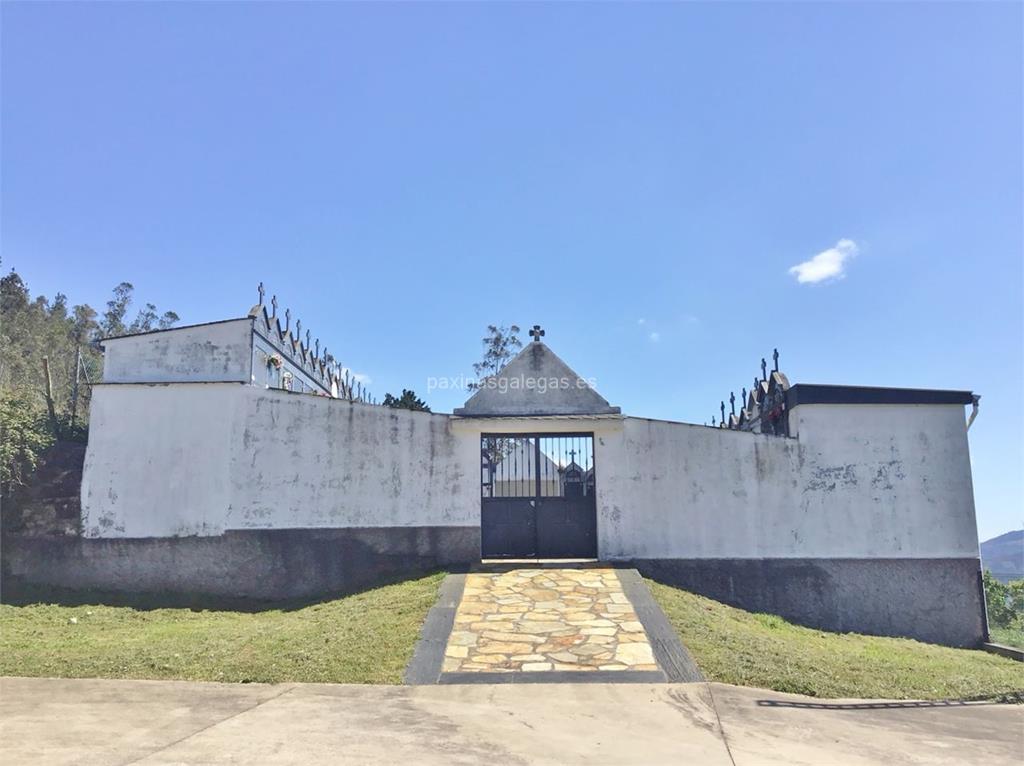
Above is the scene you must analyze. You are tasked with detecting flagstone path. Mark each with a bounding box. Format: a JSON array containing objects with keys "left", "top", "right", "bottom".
[{"left": 442, "top": 568, "right": 658, "bottom": 673}]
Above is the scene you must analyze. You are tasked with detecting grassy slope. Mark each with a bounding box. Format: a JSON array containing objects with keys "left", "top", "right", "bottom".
[
  {"left": 0, "top": 573, "right": 443, "bottom": 685},
  {"left": 648, "top": 580, "right": 1024, "bottom": 700},
  {"left": 990, "top": 626, "right": 1024, "bottom": 651}
]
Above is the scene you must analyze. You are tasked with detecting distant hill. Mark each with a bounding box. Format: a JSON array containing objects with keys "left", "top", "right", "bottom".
[{"left": 980, "top": 530, "right": 1024, "bottom": 583}]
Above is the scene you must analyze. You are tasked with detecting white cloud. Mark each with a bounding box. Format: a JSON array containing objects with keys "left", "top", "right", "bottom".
[
  {"left": 637, "top": 318, "right": 647, "bottom": 326},
  {"left": 789, "top": 239, "right": 859, "bottom": 284},
  {"left": 340, "top": 367, "right": 372, "bottom": 385},
  {"left": 648, "top": 331, "right": 660, "bottom": 343}
]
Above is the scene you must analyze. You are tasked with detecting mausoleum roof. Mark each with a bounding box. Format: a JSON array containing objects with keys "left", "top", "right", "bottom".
[{"left": 454, "top": 335, "right": 620, "bottom": 417}]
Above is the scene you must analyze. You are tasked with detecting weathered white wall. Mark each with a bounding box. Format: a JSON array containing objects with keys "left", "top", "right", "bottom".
[
  {"left": 82, "top": 383, "right": 479, "bottom": 537},
  {"left": 787, "top": 403, "right": 979, "bottom": 557},
  {"left": 82, "top": 384, "right": 977, "bottom": 564},
  {"left": 228, "top": 389, "right": 478, "bottom": 530},
  {"left": 82, "top": 383, "right": 238, "bottom": 537},
  {"left": 597, "top": 407, "right": 977, "bottom": 560},
  {"left": 102, "top": 319, "right": 253, "bottom": 384},
  {"left": 597, "top": 419, "right": 800, "bottom": 559}
]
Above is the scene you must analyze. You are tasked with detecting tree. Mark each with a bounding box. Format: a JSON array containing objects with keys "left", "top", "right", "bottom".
[
  {"left": 382, "top": 389, "right": 430, "bottom": 412},
  {"left": 983, "top": 569, "right": 1024, "bottom": 633},
  {"left": 468, "top": 324, "right": 522, "bottom": 390},
  {"left": 0, "top": 269, "right": 178, "bottom": 488},
  {"left": 0, "top": 388, "right": 54, "bottom": 490},
  {"left": 101, "top": 281, "right": 134, "bottom": 337}
]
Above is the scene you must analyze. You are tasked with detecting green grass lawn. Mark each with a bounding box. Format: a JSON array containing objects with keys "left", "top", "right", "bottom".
[
  {"left": 990, "top": 625, "right": 1024, "bottom": 651},
  {"left": 648, "top": 580, "right": 1024, "bottom": 701},
  {"left": 0, "top": 572, "right": 443, "bottom": 685}
]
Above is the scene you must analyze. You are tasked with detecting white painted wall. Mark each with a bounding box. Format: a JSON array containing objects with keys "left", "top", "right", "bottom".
[
  {"left": 788, "top": 403, "right": 979, "bottom": 557},
  {"left": 82, "top": 383, "right": 238, "bottom": 537},
  {"left": 82, "top": 384, "right": 978, "bottom": 563},
  {"left": 102, "top": 319, "right": 253, "bottom": 384},
  {"left": 597, "top": 408, "right": 978, "bottom": 560},
  {"left": 82, "top": 383, "right": 479, "bottom": 537}
]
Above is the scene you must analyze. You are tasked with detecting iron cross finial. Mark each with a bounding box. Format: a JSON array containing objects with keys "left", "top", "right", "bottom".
[
  {"left": 761, "top": 358, "right": 767, "bottom": 381},
  {"left": 730, "top": 392, "right": 736, "bottom": 415},
  {"left": 271, "top": 295, "right": 278, "bottom": 317},
  {"left": 257, "top": 282, "right": 265, "bottom": 305},
  {"left": 529, "top": 325, "right": 545, "bottom": 343},
  {"left": 773, "top": 348, "right": 780, "bottom": 372}
]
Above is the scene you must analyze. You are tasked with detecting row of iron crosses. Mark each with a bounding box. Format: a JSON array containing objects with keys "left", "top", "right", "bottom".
[
  {"left": 253, "top": 283, "right": 376, "bottom": 404},
  {"left": 708, "top": 348, "right": 789, "bottom": 434}
]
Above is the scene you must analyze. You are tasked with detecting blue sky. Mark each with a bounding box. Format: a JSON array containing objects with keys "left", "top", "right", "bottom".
[{"left": 3, "top": 2, "right": 1020, "bottom": 540}]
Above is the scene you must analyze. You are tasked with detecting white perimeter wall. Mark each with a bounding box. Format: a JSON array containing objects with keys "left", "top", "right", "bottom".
[
  {"left": 597, "top": 408, "right": 978, "bottom": 559},
  {"left": 102, "top": 319, "right": 253, "bottom": 384},
  {"left": 82, "top": 383, "right": 479, "bottom": 537},
  {"left": 82, "top": 384, "right": 978, "bottom": 562}
]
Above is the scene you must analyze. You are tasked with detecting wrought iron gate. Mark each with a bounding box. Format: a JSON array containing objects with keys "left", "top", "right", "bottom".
[{"left": 480, "top": 433, "right": 597, "bottom": 559}]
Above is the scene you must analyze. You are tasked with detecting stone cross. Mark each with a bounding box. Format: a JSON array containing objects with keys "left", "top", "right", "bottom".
[
  {"left": 315, "top": 339, "right": 320, "bottom": 358},
  {"left": 761, "top": 358, "right": 767, "bottom": 380},
  {"left": 296, "top": 319, "right": 302, "bottom": 339},
  {"left": 741, "top": 387, "right": 747, "bottom": 406},
  {"left": 305, "top": 329, "right": 311, "bottom": 349},
  {"left": 284, "top": 308, "right": 291, "bottom": 331},
  {"left": 730, "top": 392, "right": 736, "bottom": 416},
  {"left": 773, "top": 348, "right": 780, "bottom": 372},
  {"left": 271, "top": 295, "right": 278, "bottom": 317},
  {"left": 529, "top": 325, "right": 545, "bottom": 343},
  {"left": 257, "top": 282, "right": 265, "bottom": 305},
  {"left": 720, "top": 401, "right": 726, "bottom": 423}
]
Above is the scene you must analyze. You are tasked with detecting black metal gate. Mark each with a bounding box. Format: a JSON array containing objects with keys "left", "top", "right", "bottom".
[{"left": 480, "top": 433, "right": 597, "bottom": 559}]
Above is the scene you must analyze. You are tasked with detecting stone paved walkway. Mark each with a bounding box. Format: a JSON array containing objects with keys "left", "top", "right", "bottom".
[{"left": 442, "top": 568, "right": 658, "bottom": 673}]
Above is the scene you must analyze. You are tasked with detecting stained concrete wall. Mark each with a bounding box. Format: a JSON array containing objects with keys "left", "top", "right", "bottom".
[
  {"left": 597, "top": 406, "right": 978, "bottom": 560},
  {"left": 81, "top": 382, "right": 479, "bottom": 538},
  {"left": 102, "top": 319, "right": 253, "bottom": 384}
]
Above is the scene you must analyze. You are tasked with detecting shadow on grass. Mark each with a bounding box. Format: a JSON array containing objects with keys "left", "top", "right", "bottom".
[{"left": 0, "top": 568, "right": 460, "bottom": 614}]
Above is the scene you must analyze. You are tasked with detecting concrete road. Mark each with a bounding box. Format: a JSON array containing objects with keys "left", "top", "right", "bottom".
[{"left": 1, "top": 676, "right": 1021, "bottom": 765}]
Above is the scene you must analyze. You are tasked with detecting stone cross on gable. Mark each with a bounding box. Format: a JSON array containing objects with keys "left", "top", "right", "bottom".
[
  {"left": 271, "top": 295, "right": 278, "bottom": 317},
  {"left": 773, "top": 348, "right": 780, "bottom": 372},
  {"left": 720, "top": 401, "right": 726, "bottom": 423},
  {"left": 295, "top": 319, "right": 302, "bottom": 339},
  {"left": 529, "top": 325, "right": 545, "bottom": 343},
  {"left": 305, "top": 329, "right": 311, "bottom": 349},
  {"left": 730, "top": 392, "right": 736, "bottom": 416},
  {"left": 284, "top": 308, "right": 291, "bottom": 331},
  {"left": 761, "top": 358, "right": 767, "bottom": 381},
  {"left": 257, "top": 282, "right": 265, "bottom": 305}
]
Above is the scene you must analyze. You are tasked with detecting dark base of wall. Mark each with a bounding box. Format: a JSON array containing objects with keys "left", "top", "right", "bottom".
[
  {"left": 633, "top": 557, "right": 987, "bottom": 648},
  {"left": 2, "top": 527, "right": 480, "bottom": 604}
]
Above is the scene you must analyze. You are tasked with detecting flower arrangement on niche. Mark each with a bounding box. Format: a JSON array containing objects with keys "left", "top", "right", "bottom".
[{"left": 268, "top": 353, "right": 284, "bottom": 369}]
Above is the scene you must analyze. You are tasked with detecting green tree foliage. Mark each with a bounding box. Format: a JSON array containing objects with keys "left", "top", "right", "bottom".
[
  {"left": 382, "top": 389, "right": 431, "bottom": 412},
  {"left": 468, "top": 324, "right": 522, "bottom": 390},
  {"left": 0, "top": 389, "right": 54, "bottom": 487},
  {"left": 0, "top": 269, "right": 177, "bottom": 491},
  {"left": 983, "top": 569, "right": 1024, "bottom": 631}
]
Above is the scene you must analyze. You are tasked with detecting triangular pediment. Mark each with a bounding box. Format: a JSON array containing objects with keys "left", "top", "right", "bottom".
[{"left": 454, "top": 341, "right": 619, "bottom": 417}]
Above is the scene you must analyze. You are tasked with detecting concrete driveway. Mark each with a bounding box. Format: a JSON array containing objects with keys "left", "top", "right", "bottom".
[{"left": 1, "top": 676, "right": 1021, "bottom": 765}]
